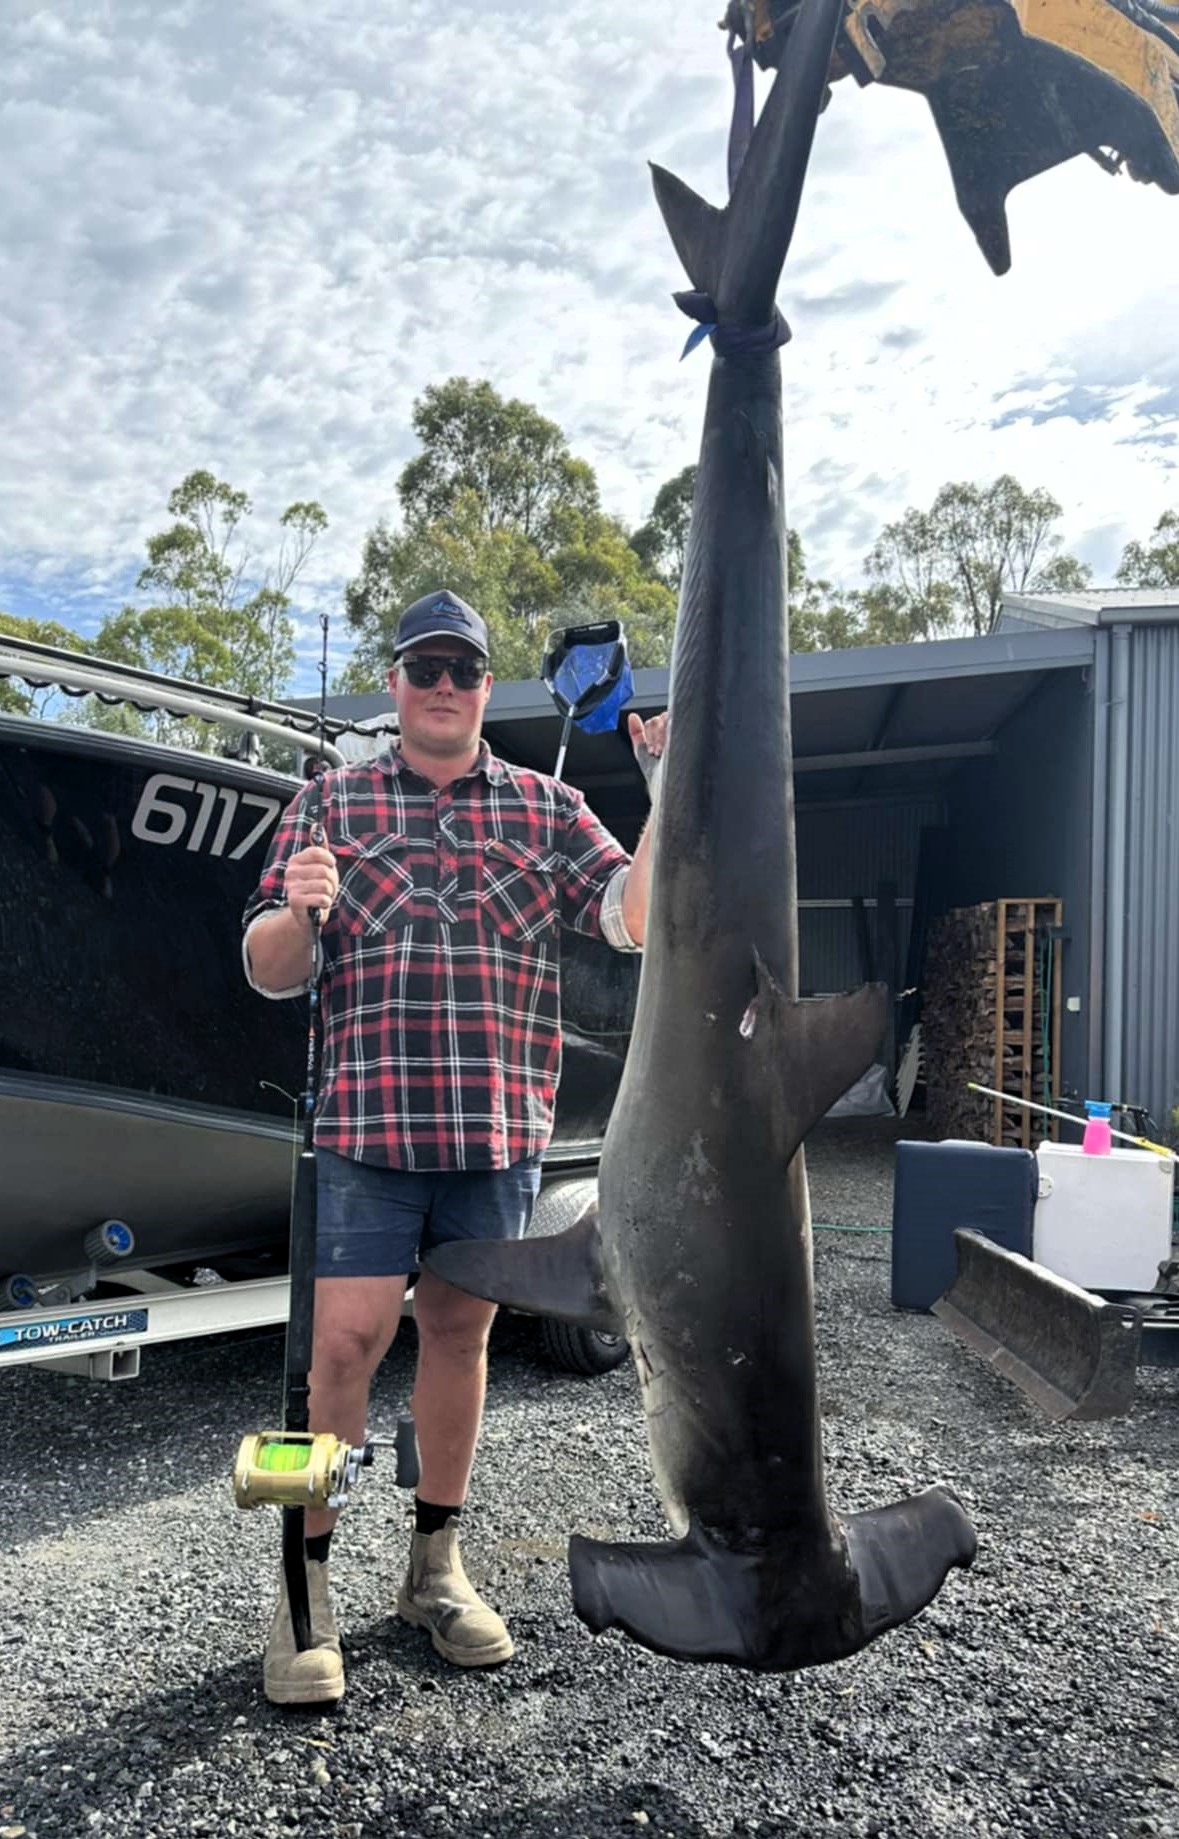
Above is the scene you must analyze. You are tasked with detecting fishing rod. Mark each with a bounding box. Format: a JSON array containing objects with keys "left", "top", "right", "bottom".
[
  {"left": 966, "top": 1081, "right": 1177, "bottom": 1160},
  {"left": 234, "top": 615, "right": 417, "bottom": 1652}
]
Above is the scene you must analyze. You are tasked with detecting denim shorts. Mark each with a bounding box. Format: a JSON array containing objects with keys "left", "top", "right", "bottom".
[{"left": 314, "top": 1148, "right": 543, "bottom": 1279}]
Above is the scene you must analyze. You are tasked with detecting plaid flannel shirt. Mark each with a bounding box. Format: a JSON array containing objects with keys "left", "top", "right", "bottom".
[{"left": 242, "top": 742, "right": 637, "bottom": 1171}]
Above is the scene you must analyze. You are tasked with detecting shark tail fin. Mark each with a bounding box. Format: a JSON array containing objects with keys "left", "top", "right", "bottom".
[
  {"left": 571, "top": 1488, "right": 976, "bottom": 1671},
  {"left": 651, "top": 0, "right": 845, "bottom": 325},
  {"left": 649, "top": 163, "right": 727, "bottom": 300},
  {"left": 421, "top": 1205, "right": 622, "bottom": 1335}
]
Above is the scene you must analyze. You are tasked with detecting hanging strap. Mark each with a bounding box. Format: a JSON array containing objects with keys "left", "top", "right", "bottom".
[{"left": 726, "top": 22, "right": 757, "bottom": 192}]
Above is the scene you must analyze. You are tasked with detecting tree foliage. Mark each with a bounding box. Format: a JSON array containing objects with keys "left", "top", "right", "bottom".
[
  {"left": 867, "top": 475, "right": 1090, "bottom": 638},
  {"left": 1033, "top": 553, "right": 1094, "bottom": 594},
  {"left": 397, "top": 378, "right": 600, "bottom": 550},
  {"left": 92, "top": 471, "right": 327, "bottom": 746},
  {"left": 0, "top": 611, "right": 87, "bottom": 715},
  {"left": 622, "top": 466, "right": 1014, "bottom": 653},
  {"left": 1116, "top": 509, "right": 1179, "bottom": 588},
  {"left": 344, "top": 381, "right": 678, "bottom": 687},
  {"left": 629, "top": 465, "right": 696, "bottom": 590},
  {"left": 621, "top": 470, "right": 1095, "bottom": 654},
  {"left": 343, "top": 494, "right": 564, "bottom": 688}
]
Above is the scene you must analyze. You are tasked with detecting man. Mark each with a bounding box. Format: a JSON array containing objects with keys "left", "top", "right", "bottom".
[{"left": 242, "top": 588, "right": 665, "bottom": 1705}]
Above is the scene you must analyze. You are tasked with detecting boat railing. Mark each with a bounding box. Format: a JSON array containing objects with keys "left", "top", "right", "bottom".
[{"left": 0, "top": 636, "right": 400, "bottom": 770}]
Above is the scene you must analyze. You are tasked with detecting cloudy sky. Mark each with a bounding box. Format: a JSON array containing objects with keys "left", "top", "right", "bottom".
[{"left": 4, "top": 0, "right": 1178, "bottom": 685}]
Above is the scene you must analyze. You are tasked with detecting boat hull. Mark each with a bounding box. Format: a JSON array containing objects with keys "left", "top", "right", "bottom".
[{"left": 0, "top": 1074, "right": 295, "bottom": 1278}]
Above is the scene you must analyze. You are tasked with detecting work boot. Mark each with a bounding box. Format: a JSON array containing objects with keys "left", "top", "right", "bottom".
[
  {"left": 396, "top": 1517, "right": 514, "bottom": 1667},
  {"left": 263, "top": 1558, "right": 344, "bottom": 1706}
]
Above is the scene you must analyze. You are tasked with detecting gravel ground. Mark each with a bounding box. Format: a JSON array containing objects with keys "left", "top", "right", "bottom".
[{"left": 2, "top": 1119, "right": 1177, "bottom": 1839}]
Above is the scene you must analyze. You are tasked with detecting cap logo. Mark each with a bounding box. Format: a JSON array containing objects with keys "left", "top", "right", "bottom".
[{"left": 431, "top": 595, "right": 461, "bottom": 616}]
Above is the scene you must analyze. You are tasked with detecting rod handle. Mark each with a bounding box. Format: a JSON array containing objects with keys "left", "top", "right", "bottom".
[{"left": 395, "top": 1415, "right": 420, "bottom": 1490}]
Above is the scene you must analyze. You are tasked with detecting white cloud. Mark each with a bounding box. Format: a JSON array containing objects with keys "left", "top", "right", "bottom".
[{"left": 3, "top": 0, "right": 1179, "bottom": 681}]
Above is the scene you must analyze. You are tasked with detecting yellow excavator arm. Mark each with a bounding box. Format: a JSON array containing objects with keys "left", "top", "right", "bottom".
[{"left": 735, "top": 0, "right": 1179, "bottom": 271}]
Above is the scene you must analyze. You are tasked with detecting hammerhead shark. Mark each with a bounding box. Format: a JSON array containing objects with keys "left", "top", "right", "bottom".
[{"left": 427, "top": 0, "right": 976, "bottom": 1669}]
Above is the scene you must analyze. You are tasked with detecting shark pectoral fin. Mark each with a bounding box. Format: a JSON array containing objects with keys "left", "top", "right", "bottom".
[
  {"left": 843, "top": 1486, "right": 978, "bottom": 1640},
  {"left": 750, "top": 955, "right": 889, "bottom": 1156},
  {"left": 570, "top": 1525, "right": 764, "bottom": 1666},
  {"left": 421, "top": 1209, "right": 622, "bottom": 1334}
]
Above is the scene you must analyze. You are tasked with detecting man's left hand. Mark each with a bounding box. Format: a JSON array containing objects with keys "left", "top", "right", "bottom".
[{"left": 627, "top": 711, "right": 669, "bottom": 782}]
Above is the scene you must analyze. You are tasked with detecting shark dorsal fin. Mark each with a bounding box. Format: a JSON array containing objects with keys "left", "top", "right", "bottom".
[{"left": 746, "top": 955, "right": 889, "bottom": 1164}]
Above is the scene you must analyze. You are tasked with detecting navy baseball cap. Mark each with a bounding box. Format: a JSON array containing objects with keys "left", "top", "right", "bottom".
[{"left": 392, "top": 589, "right": 490, "bottom": 659}]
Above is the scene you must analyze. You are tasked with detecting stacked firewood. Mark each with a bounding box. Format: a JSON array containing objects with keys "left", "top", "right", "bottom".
[
  {"left": 922, "top": 904, "right": 1000, "bottom": 1143},
  {"left": 922, "top": 899, "right": 1060, "bottom": 1148}
]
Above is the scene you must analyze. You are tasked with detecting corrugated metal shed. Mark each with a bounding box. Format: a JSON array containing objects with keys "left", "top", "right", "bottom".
[
  {"left": 1001, "top": 592, "right": 1179, "bottom": 1126},
  {"left": 1122, "top": 623, "right": 1179, "bottom": 1128}
]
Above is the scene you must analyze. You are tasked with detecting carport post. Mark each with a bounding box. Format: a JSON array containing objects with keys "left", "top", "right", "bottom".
[
  {"left": 1087, "top": 628, "right": 1110, "bottom": 1100},
  {"left": 874, "top": 878, "right": 899, "bottom": 1078}
]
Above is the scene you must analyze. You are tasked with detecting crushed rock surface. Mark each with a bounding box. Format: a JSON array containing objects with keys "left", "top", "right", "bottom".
[{"left": 1, "top": 1121, "right": 1176, "bottom": 1839}]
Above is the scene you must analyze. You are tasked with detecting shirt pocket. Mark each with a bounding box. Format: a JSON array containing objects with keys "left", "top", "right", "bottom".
[
  {"left": 479, "top": 836, "right": 560, "bottom": 944},
  {"left": 335, "top": 832, "right": 417, "bottom": 936}
]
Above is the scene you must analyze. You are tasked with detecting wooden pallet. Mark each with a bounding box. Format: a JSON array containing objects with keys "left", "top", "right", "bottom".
[
  {"left": 992, "top": 899, "right": 1063, "bottom": 1150},
  {"left": 924, "top": 897, "right": 1063, "bottom": 1148}
]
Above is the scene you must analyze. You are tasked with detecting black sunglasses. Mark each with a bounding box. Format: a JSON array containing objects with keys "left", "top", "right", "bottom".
[{"left": 400, "top": 654, "right": 488, "bottom": 691}]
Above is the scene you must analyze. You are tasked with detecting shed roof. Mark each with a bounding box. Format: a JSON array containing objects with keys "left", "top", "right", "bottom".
[
  {"left": 1000, "top": 589, "right": 1179, "bottom": 630},
  {"left": 313, "top": 625, "right": 1095, "bottom": 812}
]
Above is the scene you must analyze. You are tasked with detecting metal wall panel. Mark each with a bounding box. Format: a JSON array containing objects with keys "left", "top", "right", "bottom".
[
  {"left": 798, "top": 908, "right": 910, "bottom": 995},
  {"left": 795, "top": 798, "right": 945, "bottom": 992},
  {"left": 796, "top": 798, "right": 945, "bottom": 898},
  {"left": 1122, "top": 625, "right": 1179, "bottom": 1130}
]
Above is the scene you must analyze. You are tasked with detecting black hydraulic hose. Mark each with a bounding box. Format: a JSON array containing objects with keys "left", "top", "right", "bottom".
[
  {"left": 280, "top": 610, "right": 331, "bottom": 1653},
  {"left": 1109, "top": 0, "right": 1179, "bottom": 57}
]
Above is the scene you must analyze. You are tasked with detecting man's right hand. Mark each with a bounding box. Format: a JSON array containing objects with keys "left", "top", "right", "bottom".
[{"left": 284, "top": 844, "right": 340, "bottom": 928}]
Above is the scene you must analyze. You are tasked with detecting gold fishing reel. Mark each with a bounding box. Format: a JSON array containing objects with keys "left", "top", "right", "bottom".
[
  {"left": 233, "top": 1417, "right": 420, "bottom": 1511},
  {"left": 233, "top": 1432, "right": 360, "bottom": 1510}
]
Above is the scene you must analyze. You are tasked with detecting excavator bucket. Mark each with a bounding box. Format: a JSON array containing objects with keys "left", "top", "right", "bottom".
[
  {"left": 933, "top": 1229, "right": 1143, "bottom": 1419},
  {"left": 739, "top": 0, "right": 1179, "bottom": 273}
]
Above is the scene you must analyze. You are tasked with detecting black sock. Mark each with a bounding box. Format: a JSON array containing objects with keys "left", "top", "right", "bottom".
[
  {"left": 305, "top": 1531, "right": 333, "bottom": 1563},
  {"left": 415, "top": 1498, "right": 463, "bottom": 1536}
]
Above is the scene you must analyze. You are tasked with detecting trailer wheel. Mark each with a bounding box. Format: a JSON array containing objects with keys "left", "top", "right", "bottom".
[{"left": 540, "top": 1317, "right": 629, "bottom": 1376}]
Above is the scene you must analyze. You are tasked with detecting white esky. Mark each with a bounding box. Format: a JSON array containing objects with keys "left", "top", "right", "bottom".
[{"left": 4, "top": 0, "right": 1178, "bottom": 686}]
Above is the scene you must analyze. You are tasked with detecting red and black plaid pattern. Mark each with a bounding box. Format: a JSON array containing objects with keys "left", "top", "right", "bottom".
[{"left": 243, "top": 744, "right": 631, "bottom": 1170}]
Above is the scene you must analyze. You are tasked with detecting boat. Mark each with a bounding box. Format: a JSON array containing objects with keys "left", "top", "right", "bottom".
[{"left": 0, "top": 639, "right": 626, "bottom": 1296}]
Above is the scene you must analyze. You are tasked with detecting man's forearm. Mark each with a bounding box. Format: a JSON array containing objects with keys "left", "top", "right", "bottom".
[
  {"left": 245, "top": 906, "right": 316, "bottom": 994},
  {"left": 620, "top": 819, "right": 654, "bottom": 947}
]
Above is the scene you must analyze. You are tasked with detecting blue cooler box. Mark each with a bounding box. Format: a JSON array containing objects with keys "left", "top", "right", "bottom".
[{"left": 891, "top": 1140, "right": 1037, "bottom": 1312}]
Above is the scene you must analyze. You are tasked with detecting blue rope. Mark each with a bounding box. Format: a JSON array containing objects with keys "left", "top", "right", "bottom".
[{"left": 674, "top": 288, "right": 792, "bottom": 360}]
